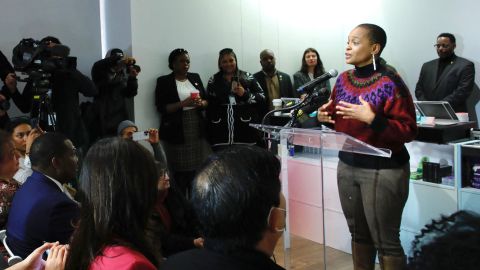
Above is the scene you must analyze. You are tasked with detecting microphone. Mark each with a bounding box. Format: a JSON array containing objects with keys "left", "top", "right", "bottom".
[{"left": 297, "top": 69, "right": 338, "bottom": 93}]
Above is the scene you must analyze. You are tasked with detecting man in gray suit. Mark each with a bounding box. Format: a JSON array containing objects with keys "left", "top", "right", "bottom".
[{"left": 415, "top": 33, "right": 475, "bottom": 112}]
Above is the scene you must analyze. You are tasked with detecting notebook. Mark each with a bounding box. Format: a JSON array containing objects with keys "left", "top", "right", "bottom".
[{"left": 414, "top": 101, "right": 459, "bottom": 125}]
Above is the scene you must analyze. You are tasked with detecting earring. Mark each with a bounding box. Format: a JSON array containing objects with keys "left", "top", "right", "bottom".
[{"left": 372, "top": 53, "right": 376, "bottom": 71}]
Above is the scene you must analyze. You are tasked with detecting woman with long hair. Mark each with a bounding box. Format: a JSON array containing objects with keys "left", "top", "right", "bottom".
[
  {"left": 205, "top": 48, "right": 265, "bottom": 151},
  {"left": 65, "top": 138, "right": 160, "bottom": 269},
  {"left": 293, "top": 48, "right": 331, "bottom": 97}
]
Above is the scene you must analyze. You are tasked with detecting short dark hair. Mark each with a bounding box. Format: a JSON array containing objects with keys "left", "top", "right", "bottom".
[
  {"left": 192, "top": 145, "right": 281, "bottom": 252},
  {"left": 357, "top": 23, "right": 387, "bottom": 56},
  {"left": 29, "top": 132, "right": 70, "bottom": 169},
  {"left": 168, "top": 48, "right": 188, "bottom": 70},
  {"left": 300, "top": 47, "right": 326, "bottom": 77},
  {"left": 66, "top": 137, "right": 159, "bottom": 270},
  {"left": 5, "top": 117, "right": 31, "bottom": 134},
  {"left": 407, "top": 210, "right": 480, "bottom": 270},
  {"left": 437, "top": 33, "right": 456, "bottom": 44},
  {"left": 218, "top": 48, "right": 238, "bottom": 71}
]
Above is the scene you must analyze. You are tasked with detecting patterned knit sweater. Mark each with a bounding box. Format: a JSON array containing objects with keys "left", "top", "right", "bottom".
[{"left": 328, "top": 63, "right": 417, "bottom": 168}]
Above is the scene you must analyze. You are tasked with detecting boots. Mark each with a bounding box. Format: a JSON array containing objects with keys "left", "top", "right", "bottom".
[
  {"left": 351, "top": 241, "right": 377, "bottom": 270},
  {"left": 379, "top": 255, "right": 406, "bottom": 270}
]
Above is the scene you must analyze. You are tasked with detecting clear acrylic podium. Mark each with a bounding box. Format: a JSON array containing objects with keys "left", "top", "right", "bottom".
[{"left": 251, "top": 124, "right": 391, "bottom": 270}]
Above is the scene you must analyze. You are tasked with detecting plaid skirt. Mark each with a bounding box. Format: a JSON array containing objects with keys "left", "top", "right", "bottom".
[{"left": 162, "top": 109, "right": 211, "bottom": 172}]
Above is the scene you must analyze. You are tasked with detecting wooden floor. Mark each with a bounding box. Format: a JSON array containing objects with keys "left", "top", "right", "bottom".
[{"left": 273, "top": 235, "right": 380, "bottom": 270}]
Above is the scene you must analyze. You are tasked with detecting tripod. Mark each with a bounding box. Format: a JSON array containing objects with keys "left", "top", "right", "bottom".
[{"left": 31, "top": 89, "right": 56, "bottom": 131}]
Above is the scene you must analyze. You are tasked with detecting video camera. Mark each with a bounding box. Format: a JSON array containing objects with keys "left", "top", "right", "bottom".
[
  {"left": 11, "top": 38, "right": 75, "bottom": 93},
  {"left": 9, "top": 38, "right": 75, "bottom": 130}
]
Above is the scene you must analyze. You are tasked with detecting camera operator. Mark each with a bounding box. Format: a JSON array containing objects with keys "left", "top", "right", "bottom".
[
  {"left": 89, "top": 48, "right": 140, "bottom": 139},
  {"left": 1, "top": 50, "right": 31, "bottom": 129},
  {"left": 18, "top": 36, "right": 97, "bottom": 152}
]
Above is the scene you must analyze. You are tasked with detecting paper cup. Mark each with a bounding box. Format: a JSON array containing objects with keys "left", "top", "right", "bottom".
[
  {"left": 455, "top": 112, "right": 469, "bottom": 122},
  {"left": 272, "top": 99, "right": 282, "bottom": 116},
  {"left": 190, "top": 92, "right": 199, "bottom": 99}
]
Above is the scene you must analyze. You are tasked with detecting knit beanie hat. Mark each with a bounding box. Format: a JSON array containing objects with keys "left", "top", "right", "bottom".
[{"left": 117, "top": 120, "right": 137, "bottom": 136}]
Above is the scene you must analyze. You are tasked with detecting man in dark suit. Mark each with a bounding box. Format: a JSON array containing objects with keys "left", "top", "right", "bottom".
[
  {"left": 253, "top": 49, "right": 296, "bottom": 117},
  {"left": 415, "top": 33, "right": 475, "bottom": 112},
  {"left": 6, "top": 132, "right": 79, "bottom": 259}
]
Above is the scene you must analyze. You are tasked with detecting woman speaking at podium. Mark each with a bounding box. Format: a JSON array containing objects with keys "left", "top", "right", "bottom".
[{"left": 317, "top": 24, "right": 417, "bottom": 270}]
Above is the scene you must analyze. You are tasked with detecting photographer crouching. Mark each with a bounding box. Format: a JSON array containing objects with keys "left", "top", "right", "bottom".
[
  {"left": 10, "top": 36, "right": 97, "bottom": 153},
  {"left": 89, "top": 48, "right": 140, "bottom": 140}
]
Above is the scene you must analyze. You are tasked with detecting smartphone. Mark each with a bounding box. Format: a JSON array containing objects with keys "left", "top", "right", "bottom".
[
  {"left": 132, "top": 130, "right": 149, "bottom": 141},
  {"left": 231, "top": 76, "right": 239, "bottom": 90}
]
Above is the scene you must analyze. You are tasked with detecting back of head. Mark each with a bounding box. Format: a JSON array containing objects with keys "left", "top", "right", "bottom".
[
  {"left": 66, "top": 137, "right": 159, "bottom": 270},
  {"left": 29, "top": 132, "right": 69, "bottom": 170},
  {"left": 408, "top": 210, "right": 480, "bottom": 270},
  {"left": 357, "top": 23, "right": 387, "bottom": 55},
  {"left": 192, "top": 145, "right": 281, "bottom": 252}
]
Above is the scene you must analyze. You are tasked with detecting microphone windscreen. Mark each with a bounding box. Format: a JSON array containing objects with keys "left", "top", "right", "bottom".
[{"left": 328, "top": 69, "right": 338, "bottom": 77}]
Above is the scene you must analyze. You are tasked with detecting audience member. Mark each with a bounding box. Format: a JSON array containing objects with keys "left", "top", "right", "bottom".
[
  {"left": 0, "top": 130, "right": 20, "bottom": 229},
  {"left": 65, "top": 137, "right": 159, "bottom": 270},
  {"left": 253, "top": 49, "right": 295, "bottom": 116},
  {"left": 117, "top": 120, "right": 166, "bottom": 164},
  {"left": 205, "top": 48, "right": 265, "bottom": 150},
  {"left": 5, "top": 242, "right": 67, "bottom": 270},
  {"left": 90, "top": 48, "right": 139, "bottom": 138},
  {"left": 415, "top": 33, "right": 475, "bottom": 112},
  {"left": 6, "top": 133, "right": 80, "bottom": 259},
  {"left": 293, "top": 48, "right": 331, "bottom": 102},
  {"left": 5, "top": 118, "right": 43, "bottom": 184},
  {"left": 155, "top": 48, "right": 211, "bottom": 197},
  {"left": 146, "top": 162, "right": 203, "bottom": 258},
  {"left": 162, "top": 145, "right": 285, "bottom": 270},
  {"left": 407, "top": 210, "right": 480, "bottom": 270},
  {"left": 317, "top": 23, "right": 417, "bottom": 270}
]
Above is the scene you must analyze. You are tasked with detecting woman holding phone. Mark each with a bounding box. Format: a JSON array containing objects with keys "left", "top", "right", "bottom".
[
  {"left": 155, "top": 48, "right": 210, "bottom": 198},
  {"left": 205, "top": 48, "right": 265, "bottom": 151}
]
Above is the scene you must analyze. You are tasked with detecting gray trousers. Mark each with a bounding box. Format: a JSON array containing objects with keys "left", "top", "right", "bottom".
[{"left": 337, "top": 160, "right": 410, "bottom": 256}]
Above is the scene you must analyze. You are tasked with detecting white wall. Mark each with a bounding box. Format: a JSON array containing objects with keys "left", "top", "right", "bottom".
[
  {"left": 1, "top": 0, "right": 479, "bottom": 129},
  {"left": 130, "top": 0, "right": 480, "bottom": 130},
  {"left": 0, "top": 0, "right": 102, "bottom": 115}
]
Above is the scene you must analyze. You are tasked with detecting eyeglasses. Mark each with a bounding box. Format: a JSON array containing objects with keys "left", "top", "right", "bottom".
[
  {"left": 434, "top": 44, "right": 451, "bottom": 49},
  {"left": 267, "top": 206, "right": 287, "bottom": 232}
]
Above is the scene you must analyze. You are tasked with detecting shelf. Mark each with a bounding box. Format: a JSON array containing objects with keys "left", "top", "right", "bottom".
[
  {"left": 460, "top": 187, "right": 480, "bottom": 195},
  {"left": 409, "top": 179, "right": 455, "bottom": 190}
]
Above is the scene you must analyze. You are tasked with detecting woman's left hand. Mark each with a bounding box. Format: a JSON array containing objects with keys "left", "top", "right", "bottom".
[{"left": 335, "top": 96, "right": 375, "bottom": 124}]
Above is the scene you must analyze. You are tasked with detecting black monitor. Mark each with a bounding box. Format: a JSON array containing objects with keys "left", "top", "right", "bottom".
[{"left": 414, "top": 101, "right": 459, "bottom": 120}]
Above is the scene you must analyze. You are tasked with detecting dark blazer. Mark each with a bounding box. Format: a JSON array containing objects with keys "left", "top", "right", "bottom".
[
  {"left": 415, "top": 55, "right": 475, "bottom": 112},
  {"left": 155, "top": 72, "right": 206, "bottom": 144},
  {"left": 253, "top": 70, "right": 296, "bottom": 99},
  {"left": 6, "top": 171, "right": 80, "bottom": 259}
]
